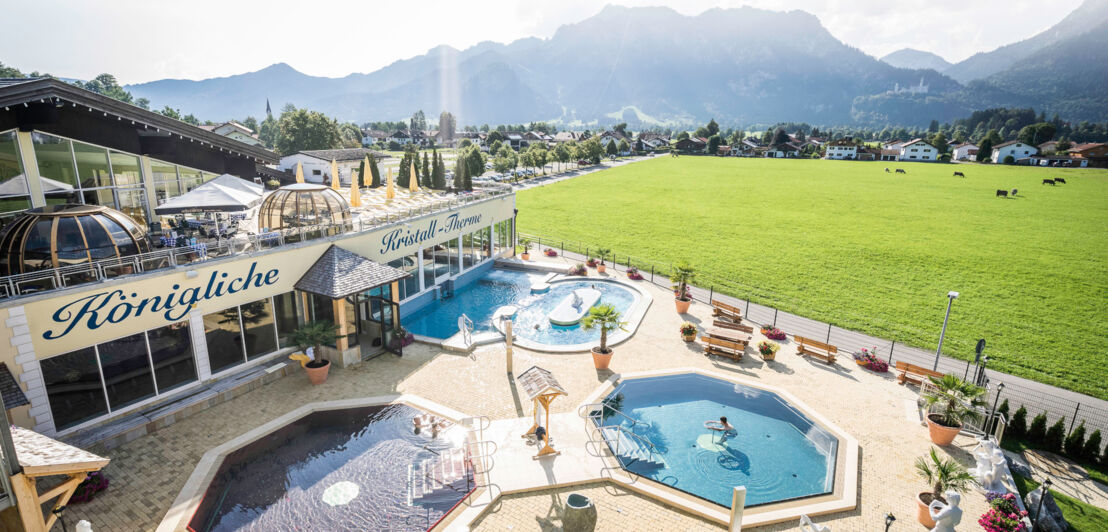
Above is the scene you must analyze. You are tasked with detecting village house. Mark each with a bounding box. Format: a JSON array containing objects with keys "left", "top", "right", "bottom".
[
  {"left": 991, "top": 140, "right": 1037, "bottom": 163},
  {"left": 200, "top": 121, "right": 264, "bottom": 147},
  {"left": 673, "top": 137, "right": 707, "bottom": 153},
  {"left": 824, "top": 139, "right": 859, "bottom": 160},
  {"left": 1037, "top": 140, "right": 1059, "bottom": 154},
  {"left": 765, "top": 142, "right": 800, "bottom": 158},
  {"left": 951, "top": 142, "right": 978, "bottom": 161},
  {"left": 360, "top": 129, "right": 388, "bottom": 147},
  {"left": 277, "top": 148, "right": 389, "bottom": 185},
  {"left": 1068, "top": 142, "right": 1108, "bottom": 168},
  {"left": 898, "top": 139, "right": 938, "bottom": 161}
]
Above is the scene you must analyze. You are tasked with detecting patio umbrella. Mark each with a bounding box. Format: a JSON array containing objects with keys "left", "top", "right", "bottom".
[
  {"left": 362, "top": 155, "right": 372, "bottom": 187},
  {"left": 349, "top": 171, "right": 362, "bottom": 207},
  {"left": 330, "top": 159, "right": 340, "bottom": 190},
  {"left": 154, "top": 182, "right": 260, "bottom": 214},
  {"left": 408, "top": 157, "right": 419, "bottom": 193},
  {"left": 295, "top": 162, "right": 304, "bottom": 184},
  {"left": 385, "top": 167, "right": 395, "bottom": 199}
]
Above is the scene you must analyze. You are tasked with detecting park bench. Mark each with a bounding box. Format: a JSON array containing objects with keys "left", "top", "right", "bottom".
[
  {"left": 702, "top": 336, "right": 745, "bottom": 362},
  {"left": 794, "top": 335, "right": 837, "bottom": 364},
  {"left": 713, "top": 320, "right": 753, "bottom": 334},
  {"left": 895, "top": 361, "right": 945, "bottom": 386},
  {"left": 711, "top": 299, "right": 743, "bottom": 322}
]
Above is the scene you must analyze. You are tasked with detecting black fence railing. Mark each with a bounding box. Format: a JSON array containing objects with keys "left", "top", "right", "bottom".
[{"left": 518, "top": 231, "right": 1108, "bottom": 443}]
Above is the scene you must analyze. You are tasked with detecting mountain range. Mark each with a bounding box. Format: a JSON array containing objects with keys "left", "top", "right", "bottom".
[{"left": 126, "top": 1, "right": 1108, "bottom": 128}]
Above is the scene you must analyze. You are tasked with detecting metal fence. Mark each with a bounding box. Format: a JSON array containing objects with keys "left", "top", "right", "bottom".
[{"left": 519, "top": 231, "right": 1108, "bottom": 444}]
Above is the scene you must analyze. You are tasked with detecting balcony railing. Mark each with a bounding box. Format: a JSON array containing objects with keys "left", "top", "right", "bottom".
[{"left": 0, "top": 185, "right": 513, "bottom": 300}]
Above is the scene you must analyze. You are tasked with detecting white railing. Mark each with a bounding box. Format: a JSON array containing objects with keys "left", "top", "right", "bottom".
[
  {"left": 0, "top": 185, "right": 513, "bottom": 300},
  {"left": 458, "top": 314, "right": 474, "bottom": 347}
]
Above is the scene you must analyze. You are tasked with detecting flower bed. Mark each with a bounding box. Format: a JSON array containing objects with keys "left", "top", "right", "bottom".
[
  {"left": 568, "top": 263, "right": 587, "bottom": 276},
  {"left": 979, "top": 492, "right": 1028, "bottom": 532},
  {"left": 626, "top": 266, "right": 644, "bottom": 280},
  {"left": 586, "top": 258, "right": 598, "bottom": 268},
  {"left": 852, "top": 347, "right": 888, "bottom": 372},
  {"left": 70, "top": 471, "right": 110, "bottom": 504},
  {"left": 760, "top": 327, "right": 786, "bottom": 340},
  {"left": 544, "top": 248, "right": 558, "bottom": 257}
]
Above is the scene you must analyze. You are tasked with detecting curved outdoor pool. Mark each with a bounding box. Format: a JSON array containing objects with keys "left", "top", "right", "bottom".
[
  {"left": 403, "top": 268, "right": 639, "bottom": 347},
  {"left": 593, "top": 374, "right": 839, "bottom": 508}
]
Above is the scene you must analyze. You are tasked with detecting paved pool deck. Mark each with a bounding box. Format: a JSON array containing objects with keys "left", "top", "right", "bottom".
[{"left": 61, "top": 253, "right": 995, "bottom": 531}]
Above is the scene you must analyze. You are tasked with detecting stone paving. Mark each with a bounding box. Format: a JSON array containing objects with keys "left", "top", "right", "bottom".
[{"left": 62, "top": 253, "right": 991, "bottom": 531}]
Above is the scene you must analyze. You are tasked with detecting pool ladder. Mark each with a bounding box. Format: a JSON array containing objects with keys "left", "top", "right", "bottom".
[
  {"left": 457, "top": 313, "right": 474, "bottom": 349},
  {"left": 578, "top": 403, "right": 665, "bottom": 474}
]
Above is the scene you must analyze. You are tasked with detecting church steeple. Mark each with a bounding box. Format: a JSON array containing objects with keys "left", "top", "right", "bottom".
[{"left": 265, "top": 98, "right": 272, "bottom": 119}]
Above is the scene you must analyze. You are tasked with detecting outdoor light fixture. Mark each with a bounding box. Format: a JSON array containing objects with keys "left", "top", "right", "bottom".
[
  {"left": 884, "top": 513, "right": 896, "bottom": 531},
  {"left": 988, "top": 382, "right": 1005, "bottom": 435},
  {"left": 933, "top": 291, "right": 959, "bottom": 371},
  {"left": 1035, "top": 477, "right": 1052, "bottom": 527}
]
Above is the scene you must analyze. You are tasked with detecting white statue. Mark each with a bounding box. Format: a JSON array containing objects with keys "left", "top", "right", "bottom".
[
  {"left": 969, "top": 437, "right": 1007, "bottom": 492},
  {"left": 799, "top": 515, "right": 830, "bottom": 532},
  {"left": 76, "top": 521, "right": 93, "bottom": 532},
  {"left": 928, "top": 491, "right": 963, "bottom": 532}
]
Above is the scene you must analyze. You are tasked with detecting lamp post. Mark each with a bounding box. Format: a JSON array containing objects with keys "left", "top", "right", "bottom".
[
  {"left": 1035, "top": 478, "right": 1052, "bottom": 528},
  {"left": 933, "top": 291, "right": 959, "bottom": 371},
  {"left": 884, "top": 513, "right": 896, "bottom": 531},
  {"left": 988, "top": 382, "right": 1005, "bottom": 436}
]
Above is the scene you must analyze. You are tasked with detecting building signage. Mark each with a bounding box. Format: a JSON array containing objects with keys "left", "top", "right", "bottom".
[
  {"left": 378, "top": 212, "right": 485, "bottom": 254},
  {"left": 43, "top": 262, "right": 279, "bottom": 340}
]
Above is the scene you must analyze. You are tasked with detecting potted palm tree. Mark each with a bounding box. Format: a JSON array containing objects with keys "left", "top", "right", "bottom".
[
  {"left": 290, "top": 320, "right": 341, "bottom": 385},
  {"left": 921, "top": 374, "right": 987, "bottom": 445},
  {"left": 914, "top": 447, "right": 976, "bottom": 527},
  {"left": 595, "top": 248, "right": 610, "bottom": 274},
  {"left": 671, "top": 261, "right": 696, "bottom": 313},
  {"left": 519, "top": 238, "right": 533, "bottom": 261},
  {"left": 581, "top": 304, "right": 626, "bottom": 370}
]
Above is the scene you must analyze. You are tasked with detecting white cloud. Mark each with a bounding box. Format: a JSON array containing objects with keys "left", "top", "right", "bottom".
[{"left": 0, "top": 0, "right": 1083, "bottom": 83}]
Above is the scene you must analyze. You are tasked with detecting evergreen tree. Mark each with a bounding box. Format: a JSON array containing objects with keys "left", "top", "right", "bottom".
[
  {"left": 1008, "top": 406, "right": 1028, "bottom": 439},
  {"left": 1064, "top": 422, "right": 1086, "bottom": 457},
  {"left": 356, "top": 159, "right": 365, "bottom": 187},
  {"left": 706, "top": 118, "right": 720, "bottom": 136},
  {"left": 1083, "top": 430, "right": 1102, "bottom": 462},
  {"left": 432, "top": 152, "right": 446, "bottom": 189},
  {"left": 462, "top": 161, "right": 473, "bottom": 191},
  {"left": 1027, "top": 413, "right": 1048, "bottom": 443},
  {"left": 398, "top": 152, "right": 411, "bottom": 188},
  {"left": 422, "top": 152, "right": 431, "bottom": 182},
  {"left": 997, "top": 399, "right": 1010, "bottom": 418},
  {"left": 453, "top": 156, "right": 464, "bottom": 189},
  {"left": 368, "top": 154, "right": 381, "bottom": 187},
  {"left": 1044, "top": 418, "right": 1067, "bottom": 452},
  {"left": 928, "top": 119, "right": 940, "bottom": 133},
  {"left": 606, "top": 139, "right": 618, "bottom": 156}
]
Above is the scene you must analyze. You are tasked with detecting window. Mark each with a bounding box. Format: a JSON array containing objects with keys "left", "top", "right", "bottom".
[
  {"left": 312, "top": 169, "right": 321, "bottom": 176},
  {"left": 446, "top": 237, "right": 460, "bottom": 275},
  {"left": 148, "top": 322, "right": 196, "bottom": 392},
  {"left": 387, "top": 255, "right": 419, "bottom": 300},
  {"left": 0, "top": 130, "right": 31, "bottom": 223},
  {"left": 205, "top": 297, "right": 283, "bottom": 373},
  {"left": 97, "top": 333, "right": 156, "bottom": 409},
  {"left": 421, "top": 245, "right": 436, "bottom": 290},
  {"left": 41, "top": 347, "right": 109, "bottom": 430},
  {"left": 240, "top": 298, "right": 277, "bottom": 360},
  {"left": 273, "top": 291, "right": 301, "bottom": 348},
  {"left": 30, "top": 132, "right": 150, "bottom": 222}
]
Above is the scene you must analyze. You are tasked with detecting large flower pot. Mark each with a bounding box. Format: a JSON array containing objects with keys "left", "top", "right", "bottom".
[
  {"left": 675, "top": 298, "right": 691, "bottom": 314},
  {"left": 762, "top": 351, "right": 776, "bottom": 361},
  {"left": 305, "top": 360, "right": 331, "bottom": 385},
  {"left": 917, "top": 492, "right": 940, "bottom": 528},
  {"left": 592, "top": 347, "right": 613, "bottom": 370},
  {"left": 926, "top": 414, "right": 962, "bottom": 446},
  {"left": 597, "top": 264, "right": 607, "bottom": 274},
  {"left": 521, "top": 253, "right": 530, "bottom": 260},
  {"left": 681, "top": 333, "right": 696, "bottom": 342}
]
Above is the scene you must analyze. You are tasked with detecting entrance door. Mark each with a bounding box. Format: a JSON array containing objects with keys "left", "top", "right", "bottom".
[{"left": 356, "top": 293, "right": 401, "bottom": 359}]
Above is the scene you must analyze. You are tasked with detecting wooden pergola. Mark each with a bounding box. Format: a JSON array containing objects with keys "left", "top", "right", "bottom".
[
  {"left": 516, "top": 366, "right": 567, "bottom": 459},
  {"left": 8, "top": 426, "right": 109, "bottom": 532}
]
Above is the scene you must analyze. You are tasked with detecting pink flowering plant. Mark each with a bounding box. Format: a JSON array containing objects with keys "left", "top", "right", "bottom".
[
  {"left": 853, "top": 347, "right": 889, "bottom": 372},
  {"left": 760, "top": 327, "right": 787, "bottom": 340},
  {"left": 544, "top": 248, "right": 558, "bottom": 257},
  {"left": 626, "top": 266, "right": 644, "bottom": 280},
  {"left": 978, "top": 492, "right": 1028, "bottom": 532},
  {"left": 568, "top": 263, "right": 587, "bottom": 276}
]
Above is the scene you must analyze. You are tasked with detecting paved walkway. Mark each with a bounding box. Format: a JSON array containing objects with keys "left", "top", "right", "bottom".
[{"left": 65, "top": 259, "right": 991, "bottom": 531}]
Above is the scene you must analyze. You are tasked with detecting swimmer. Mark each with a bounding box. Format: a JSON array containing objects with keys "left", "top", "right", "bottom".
[{"left": 704, "top": 416, "right": 734, "bottom": 432}]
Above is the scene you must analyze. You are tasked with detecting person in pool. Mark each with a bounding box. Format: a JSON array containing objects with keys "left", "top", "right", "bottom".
[{"left": 705, "top": 416, "right": 735, "bottom": 432}]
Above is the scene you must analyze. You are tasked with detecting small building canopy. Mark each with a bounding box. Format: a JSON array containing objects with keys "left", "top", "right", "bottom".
[
  {"left": 516, "top": 366, "right": 568, "bottom": 400},
  {"left": 154, "top": 182, "right": 261, "bottom": 215},
  {"left": 12, "top": 426, "right": 109, "bottom": 477},
  {"left": 201, "top": 173, "right": 264, "bottom": 196},
  {"left": 294, "top": 245, "right": 410, "bottom": 299}
]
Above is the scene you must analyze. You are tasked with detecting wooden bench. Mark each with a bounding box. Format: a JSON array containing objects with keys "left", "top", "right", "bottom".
[
  {"left": 711, "top": 299, "right": 742, "bottom": 322},
  {"left": 794, "top": 335, "right": 837, "bottom": 364},
  {"left": 702, "top": 336, "right": 744, "bottom": 361},
  {"left": 895, "top": 361, "right": 945, "bottom": 386},
  {"left": 713, "top": 320, "right": 753, "bottom": 334}
]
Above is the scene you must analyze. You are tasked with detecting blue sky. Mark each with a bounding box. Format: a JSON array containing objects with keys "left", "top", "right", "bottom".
[{"left": 0, "top": 0, "right": 1083, "bottom": 83}]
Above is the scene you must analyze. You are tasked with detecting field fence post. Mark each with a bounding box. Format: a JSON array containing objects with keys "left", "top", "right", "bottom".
[
  {"left": 772, "top": 309, "right": 778, "bottom": 328},
  {"left": 650, "top": 265, "right": 654, "bottom": 282},
  {"left": 745, "top": 300, "right": 750, "bottom": 317},
  {"left": 709, "top": 286, "right": 714, "bottom": 303},
  {"left": 825, "top": 323, "right": 832, "bottom": 344},
  {"left": 1069, "top": 404, "right": 1081, "bottom": 435},
  {"left": 888, "top": 341, "right": 896, "bottom": 365},
  {"left": 585, "top": 247, "right": 589, "bottom": 260},
  {"left": 560, "top": 241, "right": 564, "bottom": 256}
]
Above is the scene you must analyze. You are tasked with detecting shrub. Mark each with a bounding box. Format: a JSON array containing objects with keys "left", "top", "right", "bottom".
[
  {"left": 1064, "top": 422, "right": 1086, "bottom": 457},
  {"left": 1008, "top": 406, "right": 1028, "bottom": 439},
  {"left": 997, "top": 399, "right": 1010, "bottom": 418},
  {"left": 1083, "top": 430, "right": 1102, "bottom": 463},
  {"left": 1027, "top": 413, "right": 1048, "bottom": 444},
  {"left": 266, "top": 179, "right": 281, "bottom": 190},
  {"left": 1044, "top": 418, "right": 1066, "bottom": 452},
  {"left": 1003, "top": 155, "right": 1015, "bottom": 164}
]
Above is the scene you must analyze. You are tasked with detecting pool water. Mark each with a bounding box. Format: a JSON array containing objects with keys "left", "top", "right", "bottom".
[
  {"left": 403, "top": 269, "right": 637, "bottom": 346},
  {"left": 189, "top": 404, "right": 471, "bottom": 531},
  {"left": 595, "top": 374, "right": 837, "bottom": 507}
]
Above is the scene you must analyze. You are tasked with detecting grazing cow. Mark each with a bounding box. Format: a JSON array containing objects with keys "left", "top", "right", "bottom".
[
  {"left": 1042, "top": 179, "right": 1055, "bottom": 185},
  {"left": 1011, "top": 189, "right": 1018, "bottom": 196},
  {"left": 996, "top": 190, "right": 1008, "bottom": 198},
  {"left": 884, "top": 167, "right": 890, "bottom": 173},
  {"left": 895, "top": 168, "right": 906, "bottom": 174},
  {"left": 1054, "top": 177, "right": 1066, "bottom": 184},
  {"left": 953, "top": 171, "right": 965, "bottom": 178}
]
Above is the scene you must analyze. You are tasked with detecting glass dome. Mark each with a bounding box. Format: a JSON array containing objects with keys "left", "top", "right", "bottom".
[
  {"left": 0, "top": 204, "right": 151, "bottom": 276},
  {"left": 256, "top": 184, "right": 351, "bottom": 233}
]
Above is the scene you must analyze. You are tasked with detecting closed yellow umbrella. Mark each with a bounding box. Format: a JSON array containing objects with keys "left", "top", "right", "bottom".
[
  {"left": 330, "top": 159, "right": 340, "bottom": 190},
  {"left": 409, "top": 157, "right": 419, "bottom": 193},
  {"left": 295, "top": 162, "right": 304, "bottom": 184},
  {"left": 349, "top": 171, "right": 362, "bottom": 207},
  {"left": 385, "top": 167, "right": 395, "bottom": 199},
  {"left": 362, "top": 155, "right": 372, "bottom": 187}
]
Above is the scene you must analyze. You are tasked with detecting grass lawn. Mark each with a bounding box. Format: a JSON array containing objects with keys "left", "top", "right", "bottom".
[
  {"left": 516, "top": 157, "right": 1108, "bottom": 399},
  {"left": 1001, "top": 437, "right": 1108, "bottom": 486},
  {"left": 1013, "top": 475, "right": 1108, "bottom": 531}
]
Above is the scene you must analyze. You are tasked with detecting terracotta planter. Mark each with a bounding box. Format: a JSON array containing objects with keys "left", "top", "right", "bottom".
[
  {"left": 675, "top": 298, "right": 691, "bottom": 314},
  {"left": 917, "top": 492, "right": 940, "bottom": 528},
  {"left": 681, "top": 333, "right": 696, "bottom": 342},
  {"left": 926, "top": 414, "right": 962, "bottom": 446},
  {"left": 762, "top": 352, "right": 776, "bottom": 361},
  {"left": 521, "top": 253, "right": 530, "bottom": 260},
  {"left": 597, "top": 264, "right": 607, "bottom": 274},
  {"left": 592, "top": 347, "right": 613, "bottom": 370},
  {"left": 305, "top": 360, "right": 331, "bottom": 385}
]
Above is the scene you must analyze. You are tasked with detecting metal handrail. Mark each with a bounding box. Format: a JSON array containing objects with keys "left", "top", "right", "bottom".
[
  {"left": 0, "top": 185, "right": 514, "bottom": 300},
  {"left": 459, "top": 313, "right": 474, "bottom": 347},
  {"left": 598, "top": 424, "right": 660, "bottom": 455},
  {"left": 578, "top": 402, "right": 650, "bottom": 431}
]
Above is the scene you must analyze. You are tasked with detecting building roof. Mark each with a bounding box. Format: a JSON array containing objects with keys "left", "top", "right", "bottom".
[
  {"left": 0, "top": 77, "right": 276, "bottom": 163},
  {"left": 1070, "top": 142, "right": 1106, "bottom": 152},
  {"left": 516, "top": 366, "right": 567, "bottom": 400},
  {"left": 12, "top": 425, "right": 110, "bottom": 476},
  {"left": 294, "top": 245, "right": 410, "bottom": 299},
  {"left": 901, "top": 138, "right": 935, "bottom": 149},
  {"left": 0, "top": 363, "right": 28, "bottom": 408},
  {"left": 296, "top": 148, "right": 389, "bottom": 162},
  {"left": 992, "top": 140, "right": 1028, "bottom": 149},
  {"left": 951, "top": 142, "right": 977, "bottom": 149}
]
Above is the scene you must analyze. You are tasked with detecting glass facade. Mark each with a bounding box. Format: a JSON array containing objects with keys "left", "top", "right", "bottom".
[
  {"left": 41, "top": 320, "right": 196, "bottom": 431},
  {"left": 31, "top": 132, "right": 150, "bottom": 225},
  {"left": 388, "top": 254, "right": 419, "bottom": 300},
  {"left": 151, "top": 159, "right": 216, "bottom": 205},
  {"left": 0, "top": 130, "right": 31, "bottom": 224},
  {"left": 205, "top": 293, "right": 296, "bottom": 374}
]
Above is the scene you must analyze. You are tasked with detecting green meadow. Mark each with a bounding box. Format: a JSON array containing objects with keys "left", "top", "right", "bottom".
[{"left": 517, "top": 157, "right": 1108, "bottom": 399}]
